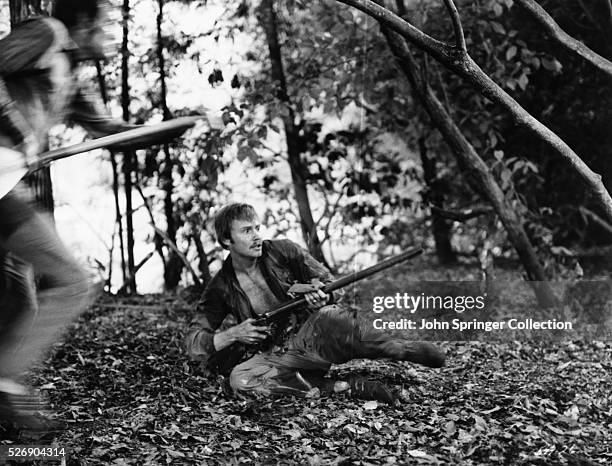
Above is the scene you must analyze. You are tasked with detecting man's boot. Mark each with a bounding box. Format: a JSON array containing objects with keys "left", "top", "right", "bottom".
[
  {"left": 0, "top": 382, "right": 65, "bottom": 439},
  {"left": 347, "top": 377, "right": 395, "bottom": 404}
]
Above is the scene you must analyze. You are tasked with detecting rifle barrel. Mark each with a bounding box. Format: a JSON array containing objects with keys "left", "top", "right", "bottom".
[{"left": 261, "top": 246, "right": 423, "bottom": 320}]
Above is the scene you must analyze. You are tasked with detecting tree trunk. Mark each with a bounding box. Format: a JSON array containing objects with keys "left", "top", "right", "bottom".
[
  {"left": 95, "top": 61, "right": 128, "bottom": 286},
  {"left": 121, "top": 0, "right": 136, "bottom": 293},
  {"left": 258, "top": 0, "right": 328, "bottom": 266},
  {"left": 418, "top": 136, "right": 456, "bottom": 264},
  {"left": 382, "top": 27, "right": 559, "bottom": 307},
  {"left": 9, "top": 0, "right": 54, "bottom": 215},
  {"left": 157, "top": 0, "right": 183, "bottom": 289}
]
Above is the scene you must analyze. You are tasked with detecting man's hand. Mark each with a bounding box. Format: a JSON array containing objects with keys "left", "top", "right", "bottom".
[
  {"left": 15, "top": 134, "right": 40, "bottom": 167},
  {"left": 228, "top": 318, "right": 271, "bottom": 345},
  {"left": 303, "top": 288, "right": 329, "bottom": 310},
  {"left": 288, "top": 279, "right": 329, "bottom": 310}
]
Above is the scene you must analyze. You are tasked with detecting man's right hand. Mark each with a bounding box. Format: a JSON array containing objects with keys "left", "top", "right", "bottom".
[
  {"left": 228, "top": 318, "right": 271, "bottom": 345},
  {"left": 15, "top": 134, "right": 40, "bottom": 167}
]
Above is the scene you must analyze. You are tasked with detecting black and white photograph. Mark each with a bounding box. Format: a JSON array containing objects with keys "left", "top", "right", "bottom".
[{"left": 0, "top": 0, "right": 610, "bottom": 464}]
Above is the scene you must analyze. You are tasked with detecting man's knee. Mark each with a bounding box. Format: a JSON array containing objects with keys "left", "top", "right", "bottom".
[{"left": 229, "top": 367, "right": 271, "bottom": 396}]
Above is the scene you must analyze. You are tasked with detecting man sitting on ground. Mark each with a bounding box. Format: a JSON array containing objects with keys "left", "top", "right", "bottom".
[{"left": 185, "top": 203, "right": 445, "bottom": 402}]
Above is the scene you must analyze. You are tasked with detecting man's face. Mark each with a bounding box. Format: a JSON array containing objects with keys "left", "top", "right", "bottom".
[{"left": 226, "top": 217, "right": 263, "bottom": 259}]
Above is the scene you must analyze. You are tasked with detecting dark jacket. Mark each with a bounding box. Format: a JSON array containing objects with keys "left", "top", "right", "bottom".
[{"left": 184, "top": 239, "right": 334, "bottom": 367}]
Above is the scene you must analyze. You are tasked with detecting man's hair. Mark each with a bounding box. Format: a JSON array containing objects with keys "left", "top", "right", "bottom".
[
  {"left": 214, "top": 203, "right": 258, "bottom": 250},
  {"left": 52, "top": 0, "right": 99, "bottom": 30}
]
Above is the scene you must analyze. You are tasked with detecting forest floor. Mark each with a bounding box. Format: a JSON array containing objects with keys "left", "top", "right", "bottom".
[{"left": 2, "top": 256, "right": 611, "bottom": 465}]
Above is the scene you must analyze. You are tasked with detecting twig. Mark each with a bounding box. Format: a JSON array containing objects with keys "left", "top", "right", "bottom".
[
  {"left": 153, "top": 226, "right": 202, "bottom": 287},
  {"left": 578, "top": 206, "right": 612, "bottom": 237},
  {"left": 117, "top": 249, "right": 156, "bottom": 294},
  {"left": 442, "top": 0, "right": 466, "bottom": 52}
]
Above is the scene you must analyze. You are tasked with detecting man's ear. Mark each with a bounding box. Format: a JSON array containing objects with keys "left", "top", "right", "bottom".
[{"left": 221, "top": 235, "right": 232, "bottom": 249}]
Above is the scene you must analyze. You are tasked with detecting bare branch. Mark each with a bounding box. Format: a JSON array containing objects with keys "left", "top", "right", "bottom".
[
  {"left": 442, "top": 0, "right": 466, "bottom": 52},
  {"left": 336, "top": 0, "right": 612, "bottom": 224},
  {"left": 337, "top": 0, "right": 452, "bottom": 61},
  {"left": 117, "top": 250, "right": 155, "bottom": 295},
  {"left": 430, "top": 205, "right": 494, "bottom": 222},
  {"left": 153, "top": 226, "right": 202, "bottom": 287},
  {"left": 578, "top": 206, "right": 612, "bottom": 236},
  {"left": 516, "top": 0, "right": 612, "bottom": 77}
]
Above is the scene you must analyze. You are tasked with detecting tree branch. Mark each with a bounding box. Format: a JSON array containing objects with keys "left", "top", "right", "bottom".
[
  {"left": 429, "top": 205, "right": 494, "bottom": 222},
  {"left": 516, "top": 0, "right": 612, "bottom": 77},
  {"left": 117, "top": 249, "right": 155, "bottom": 295},
  {"left": 152, "top": 226, "right": 202, "bottom": 287},
  {"left": 336, "top": 0, "right": 612, "bottom": 224},
  {"left": 578, "top": 206, "right": 612, "bottom": 236},
  {"left": 442, "top": 0, "right": 466, "bottom": 52},
  {"left": 337, "top": 0, "right": 452, "bottom": 61}
]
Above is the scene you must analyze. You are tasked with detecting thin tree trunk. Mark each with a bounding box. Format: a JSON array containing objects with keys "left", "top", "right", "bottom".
[
  {"left": 157, "top": 0, "right": 183, "bottom": 289},
  {"left": 258, "top": 0, "right": 328, "bottom": 266},
  {"left": 338, "top": 0, "right": 612, "bottom": 223},
  {"left": 121, "top": 0, "right": 136, "bottom": 293},
  {"left": 418, "top": 136, "right": 455, "bottom": 264},
  {"left": 95, "top": 61, "right": 128, "bottom": 285},
  {"left": 382, "top": 26, "right": 558, "bottom": 307}
]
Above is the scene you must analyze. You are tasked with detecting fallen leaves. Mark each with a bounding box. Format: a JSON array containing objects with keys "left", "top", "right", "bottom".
[{"left": 13, "top": 292, "right": 610, "bottom": 464}]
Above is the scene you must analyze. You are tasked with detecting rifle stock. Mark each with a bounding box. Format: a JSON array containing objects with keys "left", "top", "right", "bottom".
[{"left": 211, "top": 246, "right": 423, "bottom": 375}]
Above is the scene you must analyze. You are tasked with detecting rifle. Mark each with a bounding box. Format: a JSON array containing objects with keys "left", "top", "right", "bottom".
[
  {"left": 0, "top": 116, "right": 203, "bottom": 199},
  {"left": 211, "top": 246, "right": 423, "bottom": 375}
]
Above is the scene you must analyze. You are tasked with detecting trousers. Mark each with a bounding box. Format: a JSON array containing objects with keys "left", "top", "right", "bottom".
[
  {"left": 229, "top": 305, "right": 445, "bottom": 396},
  {"left": 0, "top": 190, "right": 91, "bottom": 379}
]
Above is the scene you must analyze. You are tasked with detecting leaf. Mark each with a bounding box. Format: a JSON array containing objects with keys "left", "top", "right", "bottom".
[
  {"left": 237, "top": 145, "right": 257, "bottom": 162},
  {"left": 501, "top": 168, "right": 512, "bottom": 186},
  {"left": 407, "top": 450, "right": 438, "bottom": 461},
  {"left": 542, "top": 57, "right": 562, "bottom": 72},
  {"left": 363, "top": 400, "right": 378, "bottom": 410},
  {"left": 285, "top": 429, "right": 302, "bottom": 439},
  {"left": 506, "top": 46, "right": 517, "bottom": 60},
  {"left": 517, "top": 74, "right": 529, "bottom": 91},
  {"left": 490, "top": 21, "right": 506, "bottom": 34},
  {"left": 445, "top": 420, "right": 456, "bottom": 436},
  {"left": 547, "top": 424, "right": 565, "bottom": 435},
  {"left": 166, "top": 449, "right": 185, "bottom": 459}
]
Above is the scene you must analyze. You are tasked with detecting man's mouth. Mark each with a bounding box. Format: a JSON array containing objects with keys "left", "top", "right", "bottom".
[{"left": 252, "top": 243, "right": 262, "bottom": 249}]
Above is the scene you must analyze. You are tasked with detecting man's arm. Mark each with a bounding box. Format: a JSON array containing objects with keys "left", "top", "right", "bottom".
[
  {"left": 0, "top": 19, "right": 57, "bottom": 149},
  {"left": 276, "top": 239, "right": 340, "bottom": 305},
  {"left": 184, "top": 285, "right": 270, "bottom": 363},
  {"left": 69, "top": 88, "right": 137, "bottom": 138}
]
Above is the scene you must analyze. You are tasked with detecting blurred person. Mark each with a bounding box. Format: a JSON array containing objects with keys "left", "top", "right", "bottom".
[
  {"left": 0, "top": 0, "right": 142, "bottom": 434},
  {"left": 185, "top": 203, "right": 445, "bottom": 404}
]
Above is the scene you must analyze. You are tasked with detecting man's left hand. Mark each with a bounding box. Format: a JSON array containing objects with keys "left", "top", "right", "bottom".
[{"left": 303, "top": 288, "right": 329, "bottom": 310}]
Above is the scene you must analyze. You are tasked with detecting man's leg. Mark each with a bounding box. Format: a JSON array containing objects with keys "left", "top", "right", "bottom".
[
  {"left": 229, "top": 353, "right": 329, "bottom": 397},
  {"left": 0, "top": 191, "right": 91, "bottom": 380},
  {"left": 290, "top": 305, "right": 445, "bottom": 367}
]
